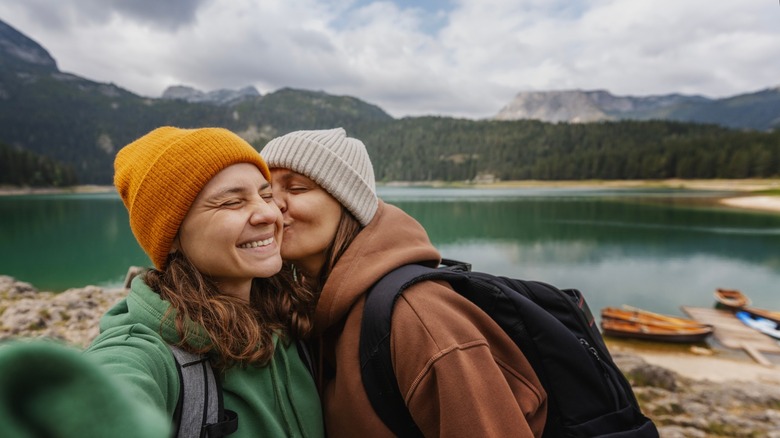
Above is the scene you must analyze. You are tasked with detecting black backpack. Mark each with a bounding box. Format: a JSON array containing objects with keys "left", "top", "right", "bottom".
[{"left": 359, "top": 259, "right": 658, "bottom": 437}]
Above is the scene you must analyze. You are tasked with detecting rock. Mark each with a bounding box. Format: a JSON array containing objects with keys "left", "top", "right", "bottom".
[
  {"left": 656, "top": 425, "right": 707, "bottom": 438},
  {"left": 619, "top": 355, "right": 780, "bottom": 435},
  {"left": 0, "top": 276, "right": 127, "bottom": 347},
  {"left": 614, "top": 351, "right": 680, "bottom": 390}
]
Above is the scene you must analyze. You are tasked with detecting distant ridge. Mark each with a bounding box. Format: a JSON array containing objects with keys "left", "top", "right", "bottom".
[
  {"left": 495, "top": 89, "right": 780, "bottom": 131},
  {"left": 161, "top": 85, "right": 261, "bottom": 105}
]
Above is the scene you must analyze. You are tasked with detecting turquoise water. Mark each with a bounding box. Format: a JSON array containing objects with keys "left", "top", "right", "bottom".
[{"left": 2, "top": 187, "right": 779, "bottom": 319}]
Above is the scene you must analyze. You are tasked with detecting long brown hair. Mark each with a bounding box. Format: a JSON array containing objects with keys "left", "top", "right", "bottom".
[
  {"left": 144, "top": 251, "right": 314, "bottom": 370},
  {"left": 314, "top": 208, "right": 363, "bottom": 290},
  {"left": 280, "top": 207, "right": 362, "bottom": 318}
]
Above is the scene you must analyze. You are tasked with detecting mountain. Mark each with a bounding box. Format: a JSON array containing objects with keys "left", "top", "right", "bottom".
[
  {"left": 0, "top": 19, "right": 392, "bottom": 184},
  {"left": 161, "top": 85, "right": 261, "bottom": 105},
  {"left": 0, "top": 19, "right": 57, "bottom": 72},
  {"left": 495, "top": 89, "right": 780, "bottom": 131}
]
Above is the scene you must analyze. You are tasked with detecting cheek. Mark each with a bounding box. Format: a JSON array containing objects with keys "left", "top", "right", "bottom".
[{"left": 308, "top": 206, "right": 341, "bottom": 251}]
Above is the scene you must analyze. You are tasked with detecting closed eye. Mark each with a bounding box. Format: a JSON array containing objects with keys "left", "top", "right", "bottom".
[
  {"left": 221, "top": 199, "right": 243, "bottom": 207},
  {"left": 260, "top": 192, "right": 274, "bottom": 202},
  {"left": 288, "top": 185, "right": 309, "bottom": 193}
]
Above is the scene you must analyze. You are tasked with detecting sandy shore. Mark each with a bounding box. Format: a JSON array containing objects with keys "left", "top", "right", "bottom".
[
  {"left": 719, "top": 195, "right": 780, "bottom": 213},
  {"left": 609, "top": 341, "right": 780, "bottom": 384},
  {"left": 0, "top": 185, "right": 115, "bottom": 196}
]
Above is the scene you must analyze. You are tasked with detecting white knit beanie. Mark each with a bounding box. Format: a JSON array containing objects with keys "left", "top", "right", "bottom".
[{"left": 261, "top": 128, "right": 378, "bottom": 226}]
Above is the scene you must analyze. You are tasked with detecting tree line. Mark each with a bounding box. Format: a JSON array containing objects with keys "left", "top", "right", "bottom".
[
  {"left": 0, "top": 142, "right": 77, "bottom": 187},
  {"left": 3, "top": 115, "right": 780, "bottom": 186},
  {"left": 353, "top": 118, "right": 780, "bottom": 182}
]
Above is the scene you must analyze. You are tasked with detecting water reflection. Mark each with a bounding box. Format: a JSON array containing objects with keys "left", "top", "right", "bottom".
[
  {"left": 386, "top": 198, "right": 780, "bottom": 266},
  {"left": 382, "top": 191, "right": 780, "bottom": 316}
]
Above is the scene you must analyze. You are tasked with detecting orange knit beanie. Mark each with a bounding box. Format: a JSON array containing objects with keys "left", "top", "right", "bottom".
[{"left": 114, "top": 126, "right": 270, "bottom": 270}]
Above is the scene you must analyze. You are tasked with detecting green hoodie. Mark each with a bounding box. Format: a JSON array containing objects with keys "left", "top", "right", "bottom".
[
  {"left": 0, "top": 340, "right": 170, "bottom": 438},
  {"left": 84, "top": 276, "right": 324, "bottom": 438}
]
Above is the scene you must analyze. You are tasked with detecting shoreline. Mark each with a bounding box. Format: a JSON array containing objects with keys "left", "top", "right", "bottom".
[
  {"left": 718, "top": 195, "right": 780, "bottom": 213},
  {"left": 5, "top": 179, "right": 780, "bottom": 214},
  {"left": 0, "top": 185, "right": 116, "bottom": 196},
  {"left": 606, "top": 339, "right": 780, "bottom": 384}
]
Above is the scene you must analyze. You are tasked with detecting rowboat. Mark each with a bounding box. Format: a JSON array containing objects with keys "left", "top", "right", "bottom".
[
  {"left": 714, "top": 288, "right": 751, "bottom": 310},
  {"left": 600, "top": 318, "right": 714, "bottom": 343},
  {"left": 736, "top": 311, "right": 780, "bottom": 340},
  {"left": 602, "top": 306, "right": 710, "bottom": 330}
]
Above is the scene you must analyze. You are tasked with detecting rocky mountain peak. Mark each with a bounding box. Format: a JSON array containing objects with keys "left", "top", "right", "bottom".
[
  {"left": 494, "top": 89, "right": 711, "bottom": 123},
  {"left": 494, "top": 90, "right": 610, "bottom": 123},
  {"left": 0, "top": 19, "right": 57, "bottom": 70},
  {"left": 161, "top": 85, "right": 261, "bottom": 105}
]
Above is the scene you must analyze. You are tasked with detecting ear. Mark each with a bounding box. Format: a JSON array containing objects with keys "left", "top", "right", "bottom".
[{"left": 170, "top": 235, "right": 181, "bottom": 253}]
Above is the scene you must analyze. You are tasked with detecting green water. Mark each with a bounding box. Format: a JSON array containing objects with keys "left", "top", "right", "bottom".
[
  {"left": 0, "top": 192, "right": 150, "bottom": 290},
  {"left": 2, "top": 187, "right": 779, "bottom": 318}
]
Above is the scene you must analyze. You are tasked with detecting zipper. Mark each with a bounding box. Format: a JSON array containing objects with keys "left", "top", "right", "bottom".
[{"left": 580, "top": 338, "right": 620, "bottom": 410}]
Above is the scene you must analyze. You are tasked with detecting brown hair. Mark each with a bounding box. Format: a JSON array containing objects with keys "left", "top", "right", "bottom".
[
  {"left": 313, "top": 208, "right": 363, "bottom": 289},
  {"left": 144, "top": 251, "right": 314, "bottom": 370},
  {"left": 280, "top": 208, "right": 362, "bottom": 318}
]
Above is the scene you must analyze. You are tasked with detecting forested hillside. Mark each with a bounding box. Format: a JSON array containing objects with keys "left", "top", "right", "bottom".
[
  {"left": 355, "top": 119, "right": 780, "bottom": 182},
  {"left": 0, "top": 142, "right": 77, "bottom": 186}
]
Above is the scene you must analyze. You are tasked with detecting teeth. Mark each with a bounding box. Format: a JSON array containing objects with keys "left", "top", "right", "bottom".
[{"left": 239, "top": 237, "right": 274, "bottom": 249}]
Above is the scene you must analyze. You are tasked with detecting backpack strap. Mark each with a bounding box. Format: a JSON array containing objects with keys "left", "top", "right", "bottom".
[
  {"left": 169, "top": 345, "right": 238, "bottom": 438},
  {"left": 360, "top": 263, "right": 465, "bottom": 437},
  {"left": 296, "top": 340, "right": 315, "bottom": 377}
]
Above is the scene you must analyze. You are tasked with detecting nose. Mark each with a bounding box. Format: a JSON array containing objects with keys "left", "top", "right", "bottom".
[
  {"left": 250, "top": 199, "right": 281, "bottom": 225},
  {"left": 272, "top": 189, "right": 287, "bottom": 213}
]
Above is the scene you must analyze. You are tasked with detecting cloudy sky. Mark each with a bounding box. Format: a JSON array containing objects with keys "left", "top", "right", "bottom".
[{"left": 0, "top": 0, "right": 778, "bottom": 119}]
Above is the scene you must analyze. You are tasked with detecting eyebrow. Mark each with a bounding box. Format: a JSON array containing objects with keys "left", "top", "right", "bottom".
[
  {"left": 207, "top": 182, "right": 271, "bottom": 200},
  {"left": 277, "top": 171, "right": 310, "bottom": 183},
  {"left": 277, "top": 172, "right": 296, "bottom": 183}
]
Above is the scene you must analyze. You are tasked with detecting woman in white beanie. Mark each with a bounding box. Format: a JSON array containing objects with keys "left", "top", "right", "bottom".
[{"left": 262, "top": 128, "right": 547, "bottom": 437}]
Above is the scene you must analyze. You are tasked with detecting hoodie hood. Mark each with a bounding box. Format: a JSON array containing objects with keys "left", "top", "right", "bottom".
[
  {"left": 99, "top": 275, "right": 210, "bottom": 348},
  {"left": 312, "top": 200, "right": 440, "bottom": 334}
]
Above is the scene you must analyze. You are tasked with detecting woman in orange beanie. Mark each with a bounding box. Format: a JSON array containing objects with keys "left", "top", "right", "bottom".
[{"left": 83, "top": 126, "right": 324, "bottom": 438}]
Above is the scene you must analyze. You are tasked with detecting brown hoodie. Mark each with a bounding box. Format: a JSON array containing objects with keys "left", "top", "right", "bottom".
[{"left": 311, "top": 201, "right": 547, "bottom": 437}]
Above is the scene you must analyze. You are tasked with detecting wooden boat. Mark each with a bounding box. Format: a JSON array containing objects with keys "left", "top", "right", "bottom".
[
  {"left": 714, "top": 288, "right": 751, "bottom": 310},
  {"left": 736, "top": 311, "right": 780, "bottom": 340},
  {"left": 600, "top": 318, "right": 714, "bottom": 343},
  {"left": 601, "top": 306, "right": 711, "bottom": 330}
]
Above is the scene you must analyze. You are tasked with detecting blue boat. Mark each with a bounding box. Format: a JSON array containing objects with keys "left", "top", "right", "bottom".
[{"left": 736, "top": 311, "right": 780, "bottom": 340}]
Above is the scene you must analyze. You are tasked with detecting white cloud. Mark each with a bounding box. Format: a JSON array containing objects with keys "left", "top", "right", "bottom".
[{"left": 0, "top": 0, "right": 777, "bottom": 119}]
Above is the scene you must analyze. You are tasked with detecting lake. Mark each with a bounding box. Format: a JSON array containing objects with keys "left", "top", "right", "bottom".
[{"left": 2, "top": 186, "right": 779, "bottom": 319}]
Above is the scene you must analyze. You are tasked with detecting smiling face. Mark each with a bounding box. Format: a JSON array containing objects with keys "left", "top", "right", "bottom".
[
  {"left": 270, "top": 169, "right": 343, "bottom": 277},
  {"left": 173, "top": 163, "right": 283, "bottom": 300}
]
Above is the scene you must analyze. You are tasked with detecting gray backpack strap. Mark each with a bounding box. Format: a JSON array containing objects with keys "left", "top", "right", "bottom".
[{"left": 169, "top": 345, "right": 219, "bottom": 438}]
